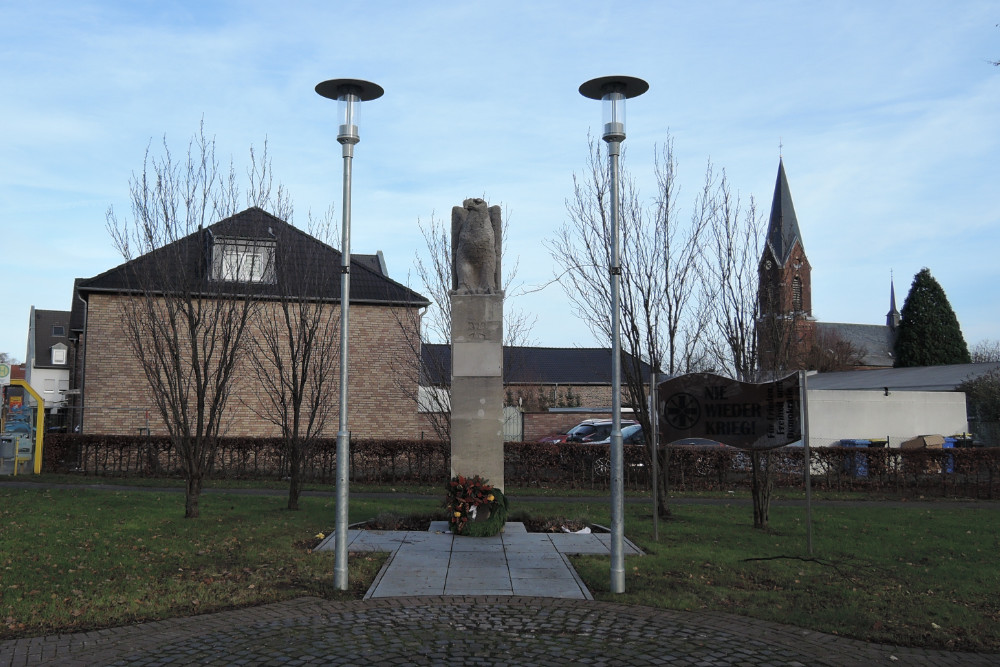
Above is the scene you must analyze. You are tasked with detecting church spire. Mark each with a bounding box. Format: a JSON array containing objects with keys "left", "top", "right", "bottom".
[
  {"left": 766, "top": 158, "right": 804, "bottom": 267},
  {"left": 887, "top": 274, "right": 901, "bottom": 329}
]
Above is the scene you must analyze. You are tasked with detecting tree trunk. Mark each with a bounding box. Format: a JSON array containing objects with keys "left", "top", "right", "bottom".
[
  {"left": 287, "top": 447, "right": 301, "bottom": 511},
  {"left": 750, "top": 450, "right": 772, "bottom": 529},
  {"left": 185, "top": 474, "right": 202, "bottom": 518},
  {"left": 657, "top": 446, "right": 672, "bottom": 518}
]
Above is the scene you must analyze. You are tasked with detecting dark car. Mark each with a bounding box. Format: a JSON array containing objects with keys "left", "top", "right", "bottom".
[
  {"left": 565, "top": 418, "right": 638, "bottom": 443},
  {"left": 570, "top": 422, "right": 644, "bottom": 476},
  {"left": 589, "top": 423, "right": 646, "bottom": 445}
]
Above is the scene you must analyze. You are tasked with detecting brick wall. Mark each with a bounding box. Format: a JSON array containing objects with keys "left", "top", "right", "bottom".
[
  {"left": 82, "top": 293, "right": 425, "bottom": 439},
  {"left": 504, "top": 384, "right": 614, "bottom": 411}
]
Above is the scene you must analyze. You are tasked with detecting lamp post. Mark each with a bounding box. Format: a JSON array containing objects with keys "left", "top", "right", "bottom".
[
  {"left": 579, "top": 75, "right": 648, "bottom": 594},
  {"left": 316, "top": 77, "right": 384, "bottom": 591}
]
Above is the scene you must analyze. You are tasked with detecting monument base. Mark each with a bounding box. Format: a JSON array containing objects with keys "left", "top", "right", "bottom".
[{"left": 450, "top": 292, "right": 504, "bottom": 491}]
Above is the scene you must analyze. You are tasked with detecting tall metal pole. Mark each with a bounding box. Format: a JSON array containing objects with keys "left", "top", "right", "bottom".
[
  {"left": 333, "top": 135, "right": 354, "bottom": 590},
  {"left": 316, "top": 78, "right": 383, "bottom": 591},
  {"left": 608, "top": 135, "right": 626, "bottom": 593},
  {"left": 580, "top": 75, "right": 647, "bottom": 595}
]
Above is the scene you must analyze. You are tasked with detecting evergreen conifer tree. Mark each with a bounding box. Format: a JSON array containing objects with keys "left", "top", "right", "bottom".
[{"left": 893, "top": 268, "right": 970, "bottom": 367}]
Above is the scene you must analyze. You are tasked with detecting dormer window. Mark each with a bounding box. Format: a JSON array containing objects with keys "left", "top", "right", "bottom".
[
  {"left": 51, "top": 343, "right": 67, "bottom": 365},
  {"left": 211, "top": 238, "right": 276, "bottom": 283}
]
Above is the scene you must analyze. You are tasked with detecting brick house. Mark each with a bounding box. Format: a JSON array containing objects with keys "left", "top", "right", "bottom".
[{"left": 69, "top": 207, "right": 430, "bottom": 438}]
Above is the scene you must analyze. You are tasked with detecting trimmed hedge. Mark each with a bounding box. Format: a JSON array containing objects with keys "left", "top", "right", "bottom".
[{"left": 38, "top": 434, "right": 1000, "bottom": 498}]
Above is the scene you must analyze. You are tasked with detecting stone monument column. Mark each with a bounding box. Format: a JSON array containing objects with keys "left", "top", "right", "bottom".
[{"left": 450, "top": 198, "right": 504, "bottom": 491}]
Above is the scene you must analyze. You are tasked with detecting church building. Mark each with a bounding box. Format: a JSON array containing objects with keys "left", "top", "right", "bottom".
[{"left": 757, "top": 160, "right": 898, "bottom": 372}]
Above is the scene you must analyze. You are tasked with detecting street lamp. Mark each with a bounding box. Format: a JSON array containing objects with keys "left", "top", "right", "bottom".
[
  {"left": 316, "top": 77, "right": 384, "bottom": 591},
  {"left": 579, "top": 75, "right": 648, "bottom": 595}
]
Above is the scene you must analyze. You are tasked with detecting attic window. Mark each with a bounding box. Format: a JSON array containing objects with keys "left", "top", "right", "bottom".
[
  {"left": 212, "top": 238, "right": 276, "bottom": 284},
  {"left": 51, "top": 345, "right": 67, "bottom": 365},
  {"left": 52, "top": 325, "right": 65, "bottom": 337}
]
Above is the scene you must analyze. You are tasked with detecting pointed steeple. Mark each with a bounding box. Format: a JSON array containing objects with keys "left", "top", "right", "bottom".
[
  {"left": 766, "top": 159, "right": 803, "bottom": 267},
  {"left": 887, "top": 275, "right": 901, "bottom": 329}
]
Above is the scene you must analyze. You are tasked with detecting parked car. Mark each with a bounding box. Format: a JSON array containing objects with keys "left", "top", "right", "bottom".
[
  {"left": 565, "top": 418, "right": 638, "bottom": 443},
  {"left": 572, "top": 422, "right": 644, "bottom": 476},
  {"left": 589, "top": 423, "right": 646, "bottom": 445},
  {"left": 536, "top": 431, "right": 570, "bottom": 444}
]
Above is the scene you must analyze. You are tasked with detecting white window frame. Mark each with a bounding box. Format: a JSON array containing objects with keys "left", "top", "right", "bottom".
[
  {"left": 51, "top": 345, "right": 67, "bottom": 365},
  {"left": 212, "top": 238, "right": 276, "bottom": 284}
]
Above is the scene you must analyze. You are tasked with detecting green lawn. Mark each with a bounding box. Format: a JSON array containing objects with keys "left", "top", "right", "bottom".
[
  {"left": 573, "top": 501, "right": 1000, "bottom": 653},
  {"left": 1, "top": 480, "right": 998, "bottom": 652},
  {"left": 0, "top": 485, "right": 414, "bottom": 638}
]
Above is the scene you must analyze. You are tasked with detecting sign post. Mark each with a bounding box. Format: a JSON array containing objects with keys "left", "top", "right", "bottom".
[
  {"left": 656, "top": 372, "right": 813, "bottom": 552},
  {"left": 800, "top": 370, "right": 813, "bottom": 555}
]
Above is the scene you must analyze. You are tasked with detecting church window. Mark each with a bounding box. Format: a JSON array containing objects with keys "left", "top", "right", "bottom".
[{"left": 792, "top": 277, "right": 803, "bottom": 312}]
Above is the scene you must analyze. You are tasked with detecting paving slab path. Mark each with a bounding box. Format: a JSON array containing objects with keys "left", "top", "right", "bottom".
[{"left": 318, "top": 521, "right": 641, "bottom": 599}]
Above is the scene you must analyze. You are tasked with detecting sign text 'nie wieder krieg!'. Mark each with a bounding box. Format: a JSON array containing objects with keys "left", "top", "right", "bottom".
[{"left": 657, "top": 373, "right": 802, "bottom": 450}]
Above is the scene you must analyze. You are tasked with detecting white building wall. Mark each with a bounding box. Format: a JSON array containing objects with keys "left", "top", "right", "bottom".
[
  {"left": 24, "top": 366, "right": 70, "bottom": 410},
  {"left": 806, "top": 389, "right": 968, "bottom": 448}
]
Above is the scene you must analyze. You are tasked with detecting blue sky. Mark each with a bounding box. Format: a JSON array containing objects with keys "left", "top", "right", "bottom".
[{"left": 2, "top": 1, "right": 998, "bottom": 361}]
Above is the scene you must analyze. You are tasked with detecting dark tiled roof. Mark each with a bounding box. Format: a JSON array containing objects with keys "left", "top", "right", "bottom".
[
  {"left": 808, "top": 362, "right": 1000, "bottom": 392},
  {"left": 69, "top": 279, "right": 86, "bottom": 333},
  {"left": 421, "top": 344, "right": 654, "bottom": 386},
  {"left": 815, "top": 322, "right": 896, "bottom": 368},
  {"left": 76, "top": 208, "right": 428, "bottom": 307},
  {"left": 32, "top": 309, "right": 71, "bottom": 368},
  {"left": 766, "top": 159, "right": 803, "bottom": 267},
  {"left": 353, "top": 253, "right": 385, "bottom": 276}
]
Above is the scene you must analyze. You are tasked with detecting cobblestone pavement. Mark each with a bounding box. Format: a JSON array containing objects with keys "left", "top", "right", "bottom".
[{"left": 2, "top": 596, "right": 995, "bottom": 666}]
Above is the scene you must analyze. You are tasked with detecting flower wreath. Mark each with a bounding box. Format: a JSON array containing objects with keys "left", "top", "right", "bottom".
[{"left": 445, "top": 474, "right": 509, "bottom": 537}]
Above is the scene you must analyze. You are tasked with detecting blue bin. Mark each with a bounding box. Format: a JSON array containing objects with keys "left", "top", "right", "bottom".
[
  {"left": 942, "top": 437, "right": 956, "bottom": 473},
  {"left": 840, "top": 439, "right": 870, "bottom": 478}
]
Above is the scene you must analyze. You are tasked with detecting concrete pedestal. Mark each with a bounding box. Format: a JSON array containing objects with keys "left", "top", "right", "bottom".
[{"left": 450, "top": 292, "right": 504, "bottom": 491}]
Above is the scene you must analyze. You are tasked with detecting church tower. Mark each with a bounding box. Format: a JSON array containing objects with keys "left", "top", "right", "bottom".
[
  {"left": 758, "top": 159, "right": 814, "bottom": 371},
  {"left": 759, "top": 159, "right": 812, "bottom": 319}
]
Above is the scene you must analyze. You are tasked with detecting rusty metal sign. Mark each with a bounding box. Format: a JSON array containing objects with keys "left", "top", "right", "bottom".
[{"left": 657, "top": 372, "right": 801, "bottom": 450}]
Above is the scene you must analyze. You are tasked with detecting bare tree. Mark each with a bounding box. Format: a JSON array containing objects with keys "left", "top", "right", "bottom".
[
  {"left": 800, "top": 329, "right": 867, "bottom": 372},
  {"left": 700, "top": 169, "right": 786, "bottom": 530},
  {"left": 106, "top": 123, "right": 289, "bottom": 518},
  {"left": 703, "top": 171, "right": 764, "bottom": 382},
  {"left": 244, "top": 213, "right": 339, "bottom": 510},
  {"left": 549, "top": 135, "right": 715, "bottom": 518},
  {"left": 971, "top": 339, "right": 1000, "bottom": 363}
]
